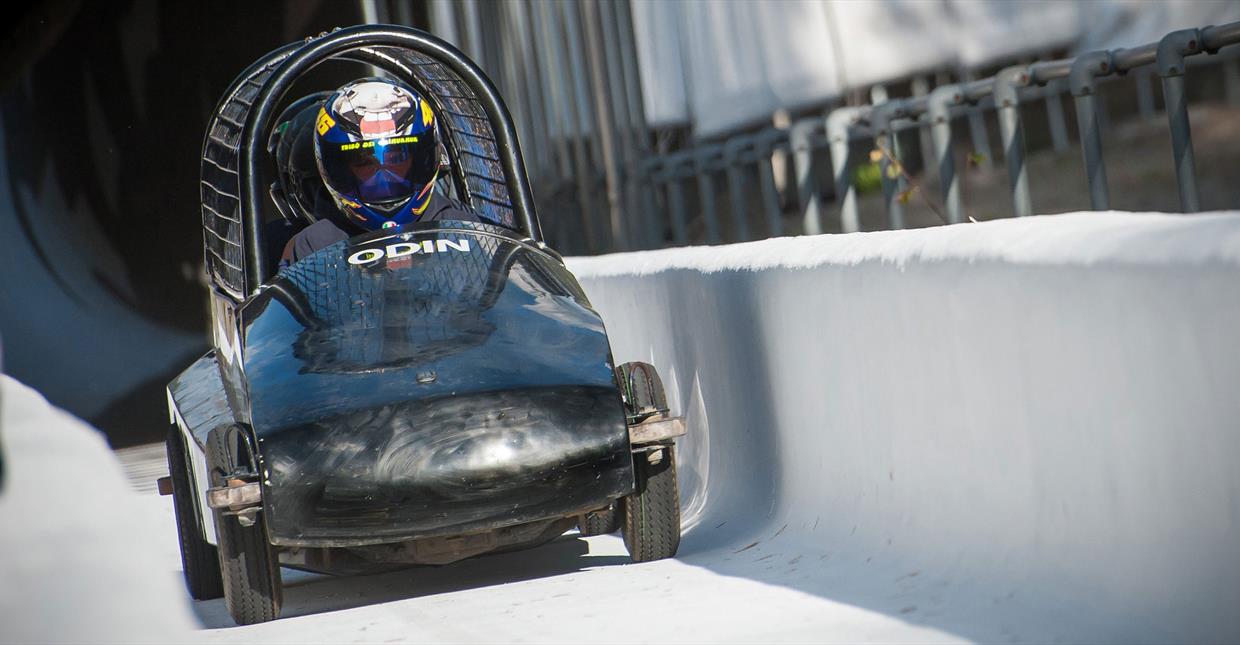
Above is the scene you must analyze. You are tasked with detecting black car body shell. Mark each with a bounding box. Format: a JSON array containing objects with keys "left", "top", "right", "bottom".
[
  {"left": 170, "top": 221, "right": 635, "bottom": 548},
  {"left": 169, "top": 25, "right": 642, "bottom": 560}
]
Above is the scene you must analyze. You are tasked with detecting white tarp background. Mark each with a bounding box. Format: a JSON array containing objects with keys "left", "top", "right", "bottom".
[
  {"left": 1076, "top": 0, "right": 1240, "bottom": 53},
  {"left": 632, "top": 0, "right": 1239, "bottom": 138}
]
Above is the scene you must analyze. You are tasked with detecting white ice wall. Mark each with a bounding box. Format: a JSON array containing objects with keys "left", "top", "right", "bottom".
[
  {"left": 569, "top": 212, "right": 1240, "bottom": 642},
  {"left": 0, "top": 375, "right": 199, "bottom": 642}
]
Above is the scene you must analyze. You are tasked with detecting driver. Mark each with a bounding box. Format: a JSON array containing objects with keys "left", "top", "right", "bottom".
[{"left": 275, "top": 78, "right": 478, "bottom": 267}]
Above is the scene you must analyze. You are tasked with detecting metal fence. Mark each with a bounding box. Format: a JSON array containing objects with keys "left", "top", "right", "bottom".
[
  {"left": 425, "top": 0, "right": 652, "bottom": 256},
  {"left": 420, "top": 2, "right": 1239, "bottom": 253},
  {"left": 640, "top": 21, "right": 1240, "bottom": 247}
]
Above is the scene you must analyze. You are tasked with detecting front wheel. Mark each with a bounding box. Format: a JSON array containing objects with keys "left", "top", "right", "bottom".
[
  {"left": 621, "top": 446, "right": 681, "bottom": 562},
  {"left": 214, "top": 509, "right": 282, "bottom": 625},
  {"left": 165, "top": 427, "right": 223, "bottom": 600},
  {"left": 207, "top": 427, "right": 281, "bottom": 625}
]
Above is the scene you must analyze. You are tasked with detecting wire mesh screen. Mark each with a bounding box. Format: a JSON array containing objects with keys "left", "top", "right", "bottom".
[
  {"left": 201, "top": 35, "right": 523, "bottom": 300},
  {"left": 376, "top": 47, "right": 517, "bottom": 230},
  {"left": 200, "top": 48, "right": 296, "bottom": 299}
]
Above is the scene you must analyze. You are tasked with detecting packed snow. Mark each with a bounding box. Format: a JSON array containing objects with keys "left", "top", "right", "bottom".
[{"left": 0, "top": 376, "right": 197, "bottom": 643}]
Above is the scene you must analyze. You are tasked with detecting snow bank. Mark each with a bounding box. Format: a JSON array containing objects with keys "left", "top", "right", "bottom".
[
  {"left": 0, "top": 375, "right": 198, "bottom": 643},
  {"left": 569, "top": 211, "right": 1240, "bottom": 642}
]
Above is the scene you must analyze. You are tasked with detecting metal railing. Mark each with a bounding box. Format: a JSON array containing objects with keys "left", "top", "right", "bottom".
[{"left": 639, "top": 21, "right": 1240, "bottom": 246}]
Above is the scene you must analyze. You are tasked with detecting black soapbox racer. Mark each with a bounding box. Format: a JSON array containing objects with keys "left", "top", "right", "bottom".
[{"left": 160, "top": 25, "right": 685, "bottom": 625}]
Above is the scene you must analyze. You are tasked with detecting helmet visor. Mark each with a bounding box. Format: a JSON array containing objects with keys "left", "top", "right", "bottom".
[{"left": 319, "top": 136, "right": 436, "bottom": 205}]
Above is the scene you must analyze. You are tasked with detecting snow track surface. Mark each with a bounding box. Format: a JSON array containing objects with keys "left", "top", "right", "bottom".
[{"left": 4, "top": 211, "right": 1240, "bottom": 643}]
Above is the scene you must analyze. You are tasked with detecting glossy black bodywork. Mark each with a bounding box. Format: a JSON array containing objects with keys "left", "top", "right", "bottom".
[
  {"left": 238, "top": 221, "right": 634, "bottom": 547},
  {"left": 176, "top": 26, "right": 635, "bottom": 561}
]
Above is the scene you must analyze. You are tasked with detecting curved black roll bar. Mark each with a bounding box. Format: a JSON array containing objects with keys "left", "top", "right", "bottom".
[{"left": 239, "top": 25, "right": 543, "bottom": 294}]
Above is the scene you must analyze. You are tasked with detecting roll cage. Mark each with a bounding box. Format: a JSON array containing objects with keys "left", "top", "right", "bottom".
[{"left": 200, "top": 25, "right": 546, "bottom": 301}]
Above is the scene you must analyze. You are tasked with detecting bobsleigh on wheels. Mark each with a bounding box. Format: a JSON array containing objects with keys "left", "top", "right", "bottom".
[{"left": 159, "top": 25, "right": 685, "bottom": 625}]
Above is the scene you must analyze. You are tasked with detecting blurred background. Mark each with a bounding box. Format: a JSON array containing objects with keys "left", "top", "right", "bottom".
[{"left": 1, "top": 0, "right": 1238, "bottom": 447}]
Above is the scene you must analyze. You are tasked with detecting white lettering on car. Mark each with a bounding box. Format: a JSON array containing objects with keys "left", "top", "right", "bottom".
[
  {"left": 437, "top": 238, "right": 470, "bottom": 253},
  {"left": 347, "top": 248, "right": 385, "bottom": 265},
  {"left": 386, "top": 242, "right": 419, "bottom": 259},
  {"left": 347, "top": 239, "right": 472, "bottom": 265}
]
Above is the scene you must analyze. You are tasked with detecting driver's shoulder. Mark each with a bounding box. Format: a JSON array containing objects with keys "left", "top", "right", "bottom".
[
  {"left": 286, "top": 218, "right": 349, "bottom": 261},
  {"left": 424, "top": 192, "right": 482, "bottom": 223}
]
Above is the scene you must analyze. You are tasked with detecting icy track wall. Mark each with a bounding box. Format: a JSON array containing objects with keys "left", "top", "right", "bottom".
[
  {"left": 0, "top": 375, "right": 197, "bottom": 642},
  {"left": 569, "top": 212, "right": 1240, "bottom": 641}
]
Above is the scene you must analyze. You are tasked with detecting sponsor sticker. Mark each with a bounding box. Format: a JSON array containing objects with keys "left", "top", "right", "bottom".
[
  {"left": 347, "top": 238, "right": 471, "bottom": 265},
  {"left": 316, "top": 107, "right": 337, "bottom": 136}
]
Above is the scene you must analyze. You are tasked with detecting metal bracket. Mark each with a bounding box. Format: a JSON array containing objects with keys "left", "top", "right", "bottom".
[
  {"left": 207, "top": 477, "right": 262, "bottom": 510},
  {"left": 1069, "top": 50, "right": 1115, "bottom": 97},
  {"left": 628, "top": 415, "right": 686, "bottom": 446},
  {"left": 993, "top": 66, "right": 1031, "bottom": 108},
  {"left": 927, "top": 85, "right": 964, "bottom": 124},
  {"left": 1157, "top": 29, "right": 1202, "bottom": 77}
]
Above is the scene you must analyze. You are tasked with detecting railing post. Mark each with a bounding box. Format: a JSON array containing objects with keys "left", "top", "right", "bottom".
[
  {"left": 993, "top": 65, "right": 1034, "bottom": 217},
  {"left": 1135, "top": 70, "right": 1157, "bottom": 120},
  {"left": 927, "top": 85, "right": 964, "bottom": 224},
  {"left": 911, "top": 75, "right": 938, "bottom": 180},
  {"left": 1069, "top": 50, "right": 1115, "bottom": 211},
  {"left": 827, "top": 107, "right": 862, "bottom": 232},
  {"left": 872, "top": 101, "right": 908, "bottom": 230},
  {"left": 639, "top": 158, "right": 663, "bottom": 249},
  {"left": 755, "top": 129, "right": 785, "bottom": 238},
  {"left": 790, "top": 118, "right": 824, "bottom": 235},
  {"left": 1157, "top": 28, "right": 1203, "bottom": 213},
  {"left": 1043, "top": 80, "right": 1071, "bottom": 154},
  {"left": 665, "top": 152, "right": 691, "bottom": 245},
  {"left": 962, "top": 70, "right": 995, "bottom": 171},
  {"left": 723, "top": 137, "right": 753, "bottom": 242},
  {"left": 1225, "top": 56, "right": 1240, "bottom": 106},
  {"left": 693, "top": 145, "right": 724, "bottom": 244}
]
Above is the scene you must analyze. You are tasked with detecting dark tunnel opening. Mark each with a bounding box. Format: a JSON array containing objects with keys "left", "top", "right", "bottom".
[{"left": 0, "top": 1, "right": 429, "bottom": 447}]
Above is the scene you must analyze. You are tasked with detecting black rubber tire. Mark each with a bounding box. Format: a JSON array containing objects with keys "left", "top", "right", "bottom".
[
  {"left": 577, "top": 502, "right": 622, "bottom": 536},
  {"left": 615, "top": 362, "right": 669, "bottom": 422},
  {"left": 165, "top": 427, "right": 224, "bottom": 600},
  {"left": 207, "top": 428, "right": 282, "bottom": 625},
  {"left": 215, "top": 510, "right": 282, "bottom": 625},
  {"left": 622, "top": 446, "right": 681, "bottom": 562}
]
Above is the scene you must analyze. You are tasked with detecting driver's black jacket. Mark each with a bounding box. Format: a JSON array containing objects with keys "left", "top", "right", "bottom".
[{"left": 279, "top": 193, "right": 480, "bottom": 268}]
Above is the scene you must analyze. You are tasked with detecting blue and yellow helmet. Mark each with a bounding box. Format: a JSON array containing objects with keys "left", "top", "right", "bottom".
[{"left": 313, "top": 78, "right": 439, "bottom": 231}]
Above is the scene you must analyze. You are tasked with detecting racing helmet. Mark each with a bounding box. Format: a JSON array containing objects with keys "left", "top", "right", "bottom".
[
  {"left": 270, "top": 92, "right": 333, "bottom": 222},
  {"left": 313, "top": 78, "right": 439, "bottom": 230}
]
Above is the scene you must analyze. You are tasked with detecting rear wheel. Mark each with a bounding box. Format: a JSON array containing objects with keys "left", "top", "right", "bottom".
[
  {"left": 621, "top": 446, "right": 681, "bottom": 562},
  {"left": 165, "top": 427, "right": 223, "bottom": 600},
  {"left": 577, "top": 502, "right": 621, "bottom": 536},
  {"left": 207, "top": 428, "right": 281, "bottom": 625}
]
